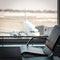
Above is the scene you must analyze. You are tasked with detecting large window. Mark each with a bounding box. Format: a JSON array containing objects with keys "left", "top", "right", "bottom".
[{"left": 0, "top": 0, "right": 57, "bottom": 36}]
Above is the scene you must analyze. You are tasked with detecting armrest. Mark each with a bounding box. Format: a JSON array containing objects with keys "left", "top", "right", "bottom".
[
  {"left": 26, "top": 37, "right": 34, "bottom": 47},
  {"left": 26, "top": 36, "right": 48, "bottom": 47}
]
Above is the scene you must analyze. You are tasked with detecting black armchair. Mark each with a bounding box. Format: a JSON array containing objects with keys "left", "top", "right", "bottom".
[{"left": 20, "top": 25, "right": 60, "bottom": 57}]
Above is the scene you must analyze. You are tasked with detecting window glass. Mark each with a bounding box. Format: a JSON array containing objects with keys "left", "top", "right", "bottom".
[{"left": 0, "top": 0, "right": 57, "bottom": 36}]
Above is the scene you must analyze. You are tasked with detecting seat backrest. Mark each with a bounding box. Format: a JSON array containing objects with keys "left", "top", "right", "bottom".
[
  {"left": 0, "top": 47, "right": 21, "bottom": 58},
  {"left": 45, "top": 25, "right": 60, "bottom": 51},
  {"left": 43, "top": 25, "right": 60, "bottom": 56}
]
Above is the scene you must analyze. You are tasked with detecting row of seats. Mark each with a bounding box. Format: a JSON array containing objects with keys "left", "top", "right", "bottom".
[{"left": 0, "top": 25, "right": 60, "bottom": 60}]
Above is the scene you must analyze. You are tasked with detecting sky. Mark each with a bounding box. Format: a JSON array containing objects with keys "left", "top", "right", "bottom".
[{"left": 0, "top": 0, "right": 57, "bottom": 10}]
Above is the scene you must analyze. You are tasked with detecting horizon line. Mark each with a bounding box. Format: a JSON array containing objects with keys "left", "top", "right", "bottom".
[{"left": 0, "top": 9, "right": 57, "bottom": 13}]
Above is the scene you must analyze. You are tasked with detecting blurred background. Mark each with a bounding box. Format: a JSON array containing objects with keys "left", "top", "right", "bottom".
[{"left": 0, "top": 0, "right": 57, "bottom": 36}]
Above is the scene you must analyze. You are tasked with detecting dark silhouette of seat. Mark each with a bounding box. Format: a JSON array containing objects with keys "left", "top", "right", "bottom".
[{"left": 20, "top": 25, "right": 60, "bottom": 57}]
